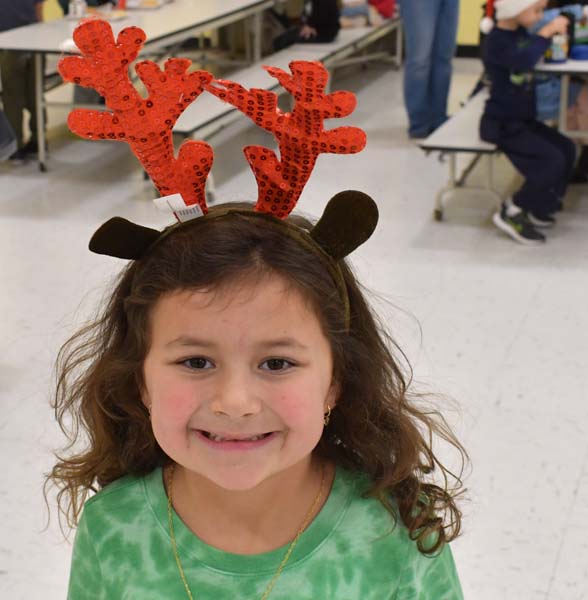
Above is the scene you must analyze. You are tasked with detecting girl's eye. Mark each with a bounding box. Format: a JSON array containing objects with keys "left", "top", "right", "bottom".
[
  {"left": 182, "top": 357, "right": 214, "bottom": 370},
  {"left": 260, "top": 358, "right": 294, "bottom": 371}
]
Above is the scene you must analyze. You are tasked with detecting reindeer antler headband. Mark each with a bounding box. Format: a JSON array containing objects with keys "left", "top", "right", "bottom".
[{"left": 58, "top": 19, "right": 379, "bottom": 325}]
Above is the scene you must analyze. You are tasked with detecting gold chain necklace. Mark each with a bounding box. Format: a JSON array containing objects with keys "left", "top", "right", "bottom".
[{"left": 166, "top": 464, "right": 326, "bottom": 600}]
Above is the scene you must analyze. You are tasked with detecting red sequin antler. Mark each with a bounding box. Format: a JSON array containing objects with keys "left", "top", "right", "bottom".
[
  {"left": 206, "top": 61, "right": 366, "bottom": 219},
  {"left": 58, "top": 19, "right": 213, "bottom": 211}
]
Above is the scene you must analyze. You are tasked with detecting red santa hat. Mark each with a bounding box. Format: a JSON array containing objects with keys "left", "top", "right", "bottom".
[
  {"left": 480, "top": 1, "right": 495, "bottom": 34},
  {"left": 480, "top": 0, "right": 539, "bottom": 33}
]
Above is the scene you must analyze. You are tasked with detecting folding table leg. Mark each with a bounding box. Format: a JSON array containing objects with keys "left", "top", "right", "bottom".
[
  {"left": 559, "top": 74, "right": 569, "bottom": 133},
  {"left": 251, "top": 12, "right": 262, "bottom": 63},
  {"left": 394, "top": 21, "right": 403, "bottom": 69},
  {"left": 434, "top": 153, "right": 456, "bottom": 221},
  {"left": 34, "top": 52, "right": 47, "bottom": 172},
  {"left": 206, "top": 171, "right": 216, "bottom": 204}
]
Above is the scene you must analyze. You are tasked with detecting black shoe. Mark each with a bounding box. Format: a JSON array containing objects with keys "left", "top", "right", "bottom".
[
  {"left": 21, "top": 139, "right": 47, "bottom": 157},
  {"left": 408, "top": 126, "right": 432, "bottom": 140},
  {"left": 8, "top": 147, "right": 28, "bottom": 162},
  {"left": 492, "top": 204, "right": 546, "bottom": 245},
  {"left": 409, "top": 131, "right": 429, "bottom": 140},
  {"left": 527, "top": 211, "right": 556, "bottom": 228}
]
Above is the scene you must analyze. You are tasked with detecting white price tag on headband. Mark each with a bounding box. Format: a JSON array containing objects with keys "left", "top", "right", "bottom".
[{"left": 153, "top": 194, "right": 204, "bottom": 223}]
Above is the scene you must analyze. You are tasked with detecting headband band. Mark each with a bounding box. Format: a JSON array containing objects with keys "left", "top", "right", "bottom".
[
  {"left": 91, "top": 192, "right": 380, "bottom": 331},
  {"left": 147, "top": 210, "right": 352, "bottom": 329}
]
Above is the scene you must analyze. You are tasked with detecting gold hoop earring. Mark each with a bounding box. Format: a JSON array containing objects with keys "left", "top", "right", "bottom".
[{"left": 324, "top": 405, "right": 331, "bottom": 426}]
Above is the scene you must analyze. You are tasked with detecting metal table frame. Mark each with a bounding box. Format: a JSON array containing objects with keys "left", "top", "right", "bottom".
[
  {"left": 419, "top": 90, "right": 502, "bottom": 221},
  {"left": 536, "top": 59, "right": 588, "bottom": 140},
  {"left": 0, "top": 0, "right": 274, "bottom": 171}
]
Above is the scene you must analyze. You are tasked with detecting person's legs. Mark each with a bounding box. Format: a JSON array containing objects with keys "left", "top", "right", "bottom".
[
  {"left": 429, "top": 0, "right": 460, "bottom": 131},
  {"left": 296, "top": 31, "right": 339, "bottom": 43},
  {"left": 498, "top": 121, "right": 567, "bottom": 216},
  {"left": 273, "top": 27, "right": 338, "bottom": 50},
  {"left": 399, "top": 0, "right": 441, "bottom": 137},
  {"left": 273, "top": 27, "right": 300, "bottom": 51},
  {"left": 270, "top": 7, "right": 291, "bottom": 29},
  {"left": 531, "top": 121, "right": 575, "bottom": 201},
  {"left": 0, "top": 51, "right": 28, "bottom": 149}
]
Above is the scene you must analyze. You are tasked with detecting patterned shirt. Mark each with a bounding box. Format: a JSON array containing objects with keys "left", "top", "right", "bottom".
[{"left": 68, "top": 466, "right": 463, "bottom": 599}]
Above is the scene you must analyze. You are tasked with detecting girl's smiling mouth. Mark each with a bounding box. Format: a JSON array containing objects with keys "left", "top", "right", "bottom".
[{"left": 194, "top": 430, "right": 279, "bottom": 450}]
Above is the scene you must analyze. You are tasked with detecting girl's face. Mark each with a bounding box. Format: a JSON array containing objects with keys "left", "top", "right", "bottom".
[
  {"left": 517, "top": 0, "right": 546, "bottom": 28},
  {"left": 142, "top": 274, "right": 338, "bottom": 491}
]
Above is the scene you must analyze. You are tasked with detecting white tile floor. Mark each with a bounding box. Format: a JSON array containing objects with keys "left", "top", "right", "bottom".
[{"left": 1, "top": 58, "right": 588, "bottom": 600}]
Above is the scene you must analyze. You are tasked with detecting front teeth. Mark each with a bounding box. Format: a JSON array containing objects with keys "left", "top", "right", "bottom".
[{"left": 207, "top": 433, "right": 266, "bottom": 442}]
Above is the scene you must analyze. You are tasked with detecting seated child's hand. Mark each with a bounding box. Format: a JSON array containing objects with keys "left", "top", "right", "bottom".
[
  {"left": 538, "top": 15, "right": 569, "bottom": 38},
  {"left": 300, "top": 25, "right": 318, "bottom": 39}
]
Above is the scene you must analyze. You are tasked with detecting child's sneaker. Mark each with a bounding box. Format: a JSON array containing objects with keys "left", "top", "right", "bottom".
[
  {"left": 527, "top": 211, "right": 556, "bottom": 228},
  {"left": 492, "top": 203, "right": 546, "bottom": 245}
]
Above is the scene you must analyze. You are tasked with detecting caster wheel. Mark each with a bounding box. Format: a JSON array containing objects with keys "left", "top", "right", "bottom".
[
  {"left": 433, "top": 208, "right": 443, "bottom": 222},
  {"left": 39, "top": 162, "right": 47, "bottom": 173},
  {"left": 143, "top": 170, "right": 149, "bottom": 181}
]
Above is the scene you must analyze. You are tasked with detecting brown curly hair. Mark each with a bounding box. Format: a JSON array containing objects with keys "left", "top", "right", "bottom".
[{"left": 47, "top": 201, "right": 467, "bottom": 554}]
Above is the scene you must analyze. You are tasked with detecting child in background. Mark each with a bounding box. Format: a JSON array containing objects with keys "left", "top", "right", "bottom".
[
  {"left": 532, "top": 1, "right": 588, "bottom": 182},
  {"left": 48, "top": 23, "right": 466, "bottom": 597},
  {"left": 273, "top": 0, "right": 340, "bottom": 51},
  {"left": 480, "top": 0, "right": 576, "bottom": 245}
]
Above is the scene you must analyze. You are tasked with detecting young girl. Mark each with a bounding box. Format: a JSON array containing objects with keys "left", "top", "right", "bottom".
[{"left": 49, "top": 19, "right": 466, "bottom": 600}]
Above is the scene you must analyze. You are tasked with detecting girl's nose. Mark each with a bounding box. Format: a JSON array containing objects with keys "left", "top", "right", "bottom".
[{"left": 209, "top": 370, "right": 262, "bottom": 418}]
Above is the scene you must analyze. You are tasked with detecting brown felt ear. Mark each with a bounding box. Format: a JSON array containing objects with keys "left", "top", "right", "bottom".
[
  {"left": 310, "top": 190, "right": 378, "bottom": 260},
  {"left": 89, "top": 217, "right": 161, "bottom": 259}
]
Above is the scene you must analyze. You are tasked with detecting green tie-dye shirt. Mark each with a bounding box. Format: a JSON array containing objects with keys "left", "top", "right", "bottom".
[{"left": 68, "top": 467, "right": 463, "bottom": 599}]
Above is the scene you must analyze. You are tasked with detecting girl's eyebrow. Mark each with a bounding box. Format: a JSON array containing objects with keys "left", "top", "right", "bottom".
[
  {"left": 165, "top": 336, "right": 215, "bottom": 348},
  {"left": 257, "top": 338, "right": 309, "bottom": 351},
  {"left": 165, "top": 336, "right": 308, "bottom": 350}
]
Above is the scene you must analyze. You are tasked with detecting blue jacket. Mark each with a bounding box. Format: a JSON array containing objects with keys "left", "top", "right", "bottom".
[{"left": 530, "top": 4, "right": 585, "bottom": 119}]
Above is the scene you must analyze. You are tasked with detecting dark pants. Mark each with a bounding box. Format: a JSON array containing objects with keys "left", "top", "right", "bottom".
[
  {"left": 481, "top": 116, "right": 576, "bottom": 215},
  {"left": 0, "top": 51, "right": 37, "bottom": 149},
  {"left": 273, "top": 27, "right": 338, "bottom": 51}
]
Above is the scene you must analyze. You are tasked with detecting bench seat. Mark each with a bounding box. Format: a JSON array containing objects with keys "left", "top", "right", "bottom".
[
  {"left": 174, "top": 18, "right": 402, "bottom": 138},
  {"left": 419, "top": 90, "right": 496, "bottom": 154},
  {"left": 174, "top": 47, "right": 323, "bottom": 137},
  {"left": 418, "top": 89, "right": 503, "bottom": 221}
]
